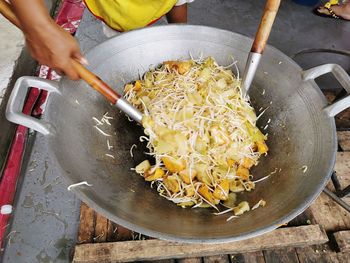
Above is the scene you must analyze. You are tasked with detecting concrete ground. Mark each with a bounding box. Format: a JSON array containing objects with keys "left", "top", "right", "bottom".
[
  {"left": 1, "top": 0, "right": 350, "bottom": 262},
  {"left": 0, "top": 17, "right": 35, "bottom": 176},
  {"left": 0, "top": 16, "right": 24, "bottom": 106}
]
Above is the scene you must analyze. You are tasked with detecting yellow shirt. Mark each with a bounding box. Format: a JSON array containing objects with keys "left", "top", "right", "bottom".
[{"left": 84, "top": 0, "right": 178, "bottom": 32}]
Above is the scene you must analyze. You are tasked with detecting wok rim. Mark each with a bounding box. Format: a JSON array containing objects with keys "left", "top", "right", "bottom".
[{"left": 56, "top": 25, "right": 337, "bottom": 243}]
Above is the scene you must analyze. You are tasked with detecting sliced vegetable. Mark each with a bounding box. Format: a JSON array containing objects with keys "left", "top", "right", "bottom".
[
  {"left": 163, "top": 176, "right": 180, "bottom": 193},
  {"left": 185, "top": 185, "right": 196, "bottom": 197},
  {"left": 124, "top": 83, "right": 133, "bottom": 93},
  {"left": 242, "top": 157, "right": 255, "bottom": 169},
  {"left": 210, "top": 126, "right": 228, "bottom": 145},
  {"left": 223, "top": 193, "right": 237, "bottom": 208},
  {"left": 256, "top": 141, "right": 269, "bottom": 154},
  {"left": 178, "top": 201, "right": 194, "bottom": 208},
  {"left": 162, "top": 157, "right": 186, "bottom": 173},
  {"left": 233, "top": 201, "right": 250, "bottom": 216},
  {"left": 179, "top": 169, "right": 197, "bottom": 184},
  {"left": 227, "top": 158, "right": 236, "bottom": 167},
  {"left": 236, "top": 165, "right": 250, "bottom": 181},
  {"left": 229, "top": 180, "right": 245, "bottom": 193},
  {"left": 252, "top": 199, "right": 266, "bottom": 210},
  {"left": 216, "top": 78, "right": 227, "bottom": 89},
  {"left": 246, "top": 122, "right": 266, "bottom": 142},
  {"left": 145, "top": 168, "right": 165, "bottom": 181},
  {"left": 198, "top": 185, "right": 215, "bottom": 204},
  {"left": 134, "top": 80, "right": 142, "bottom": 91},
  {"left": 213, "top": 179, "right": 230, "bottom": 200},
  {"left": 164, "top": 61, "right": 192, "bottom": 75},
  {"left": 135, "top": 160, "right": 151, "bottom": 174},
  {"left": 199, "top": 68, "right": 211, "bottom": 82},
  {"left": 195, "top": 164, "right": 212, "bottom": 185}
]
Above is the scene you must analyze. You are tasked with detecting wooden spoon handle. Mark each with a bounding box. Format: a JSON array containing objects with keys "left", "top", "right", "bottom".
[
  {"left": 71, "top": 61, "right": 120, "bottom": 104},
  {"left": 251, "top": 0, "right": 281, "bottom": 54},
  {"left": 0, "top": 0, "right": 121, "bottom": 104}
]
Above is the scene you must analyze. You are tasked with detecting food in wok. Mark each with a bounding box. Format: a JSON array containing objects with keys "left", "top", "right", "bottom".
[{"left": 124, "top": 57, "right": 268, "bottom": 217}]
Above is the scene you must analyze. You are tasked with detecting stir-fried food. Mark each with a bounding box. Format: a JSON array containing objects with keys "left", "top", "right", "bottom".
[{"left": 124, "top": 57, "right": 268, "bottom": 216}]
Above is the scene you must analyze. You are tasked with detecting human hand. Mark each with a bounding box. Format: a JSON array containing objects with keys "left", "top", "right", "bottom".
[{"left": 24, "top": 21, "right": 86, "bottom": 80}]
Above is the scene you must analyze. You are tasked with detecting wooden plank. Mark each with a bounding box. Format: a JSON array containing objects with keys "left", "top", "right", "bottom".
[
  {"left": 322, "top": 253, "right": 340, "bottom": 263},
  {"left": 319, "top": 253, "right": 340, "bottom": 263},
  {"left": 73, "top": 225, "right": 328, "bottom": 263},
  {"left": 335, "top": 107, "right": 350, "bottom": 129},
  {"left": 242, "top": 252, "right": 265, "bottom": 263},
  {"left": 334, "top": 152, "right": 350, "bottom": 190},
  {"left": 138, "top": 260, "right": 176, "bottom": 263},
  {"left": 117, "top": 224, "right": 135, "bottom": 241},
  {"left": 288, "top": 208, "right": 316, "bottom": 227},
  {"left": 334, "top": 231, "right": 350, "bottom": 252},
  {"left": 94, "top": 213, "right": 108, "bottom": 243},
  {"left": 106, "top": 221, "right": 134, "bottom": 241},
  {"left": 147, "top": 260, "right": 176, "bottom": 263},
  {"left": 77, "top": 203, "right": 96, "bottom": 244},
  {"left": 296, "top": 247, "right": 333, "bottom": 263},
  {"left": 106, "top": 220, "right": 116, "bottom": 241},
  {"left": 309, "top": 188, "right": 350, "bottom": 231},
  {"left": 203, "top": 255, "right": 229, "bottom": 263},
  {"left": 337, "top": 131, "right": 350, "bottom": 151},
  {"left": 176, "top": 258, "right": 202, "bottom": 263},
  {"left": 263, "top": 248, "right": 299, "bottom": 263},
  {"left": 297, "top": 250, "right": 350, "bottom": 263},
  {"left": 337, "top": 252, "right": 350, "bottom": 263},
  {"left": 229, "top": 254, "right": 245, "bottom": 263},
  {"left": 230, "top": 251, "right": 265, "bottom": 263}
]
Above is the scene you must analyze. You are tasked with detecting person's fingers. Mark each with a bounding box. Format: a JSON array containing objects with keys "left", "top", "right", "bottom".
[
  {"left": 74, "top": 53, "right": 89, "bottom": 66},
  {"left": 62, "top": 62, "right": 80, "bottom": 80},
  {"left": 72, "top": 51, "right": 89, "bottom": 66},
  {"left": 58, "top": 45, "right": 82, "bottom": 80},
  {"left": 317, "top": 7, "right": 328, "bottom": 14}
]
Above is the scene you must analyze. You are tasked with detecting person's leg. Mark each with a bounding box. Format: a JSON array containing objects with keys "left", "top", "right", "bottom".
[
  {"left": 166, "top": 4, "right": 188, "bottom": 23},
  {"left": 317, "top": 2, "right": 350, "bottom": 20}
]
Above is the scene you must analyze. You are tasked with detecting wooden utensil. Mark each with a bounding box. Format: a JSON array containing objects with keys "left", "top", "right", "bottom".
[{"left": 241, "top": 0, "right": 281, "bottom": 94}]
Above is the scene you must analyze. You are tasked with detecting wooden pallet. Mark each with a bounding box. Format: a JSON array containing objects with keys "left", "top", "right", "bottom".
[{"left": 73, "top": 131, "right": 350, "bottom": 263}]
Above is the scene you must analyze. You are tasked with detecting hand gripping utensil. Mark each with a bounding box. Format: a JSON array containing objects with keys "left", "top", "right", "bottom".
[{"left": 0, "top": 0, "right": 143, "bottom": 123}]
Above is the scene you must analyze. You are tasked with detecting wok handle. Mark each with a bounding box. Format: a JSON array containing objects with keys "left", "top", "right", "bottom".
[
  {"left": 6, "top": 77, "right": 61, "bottom": 135},
  {"left": 302, "top": 64, "right": 350, "bottom": 117}
]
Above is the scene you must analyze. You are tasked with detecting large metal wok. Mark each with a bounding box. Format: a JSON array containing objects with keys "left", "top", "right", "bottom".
[{"left": 6, "top": 25, "right": 350, "bottom": 243}]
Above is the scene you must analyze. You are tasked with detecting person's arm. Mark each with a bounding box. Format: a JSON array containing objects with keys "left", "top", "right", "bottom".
[
  {"left": 10, "top": 0, "right": 84, "bottom": 80},
  {"left": 166, "top": 4, "right": 188, "bottom": 23}
]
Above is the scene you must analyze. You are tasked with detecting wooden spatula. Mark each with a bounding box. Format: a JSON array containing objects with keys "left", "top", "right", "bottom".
[{"left": 241, "top": 0, "right": 281, "bottom": 94}]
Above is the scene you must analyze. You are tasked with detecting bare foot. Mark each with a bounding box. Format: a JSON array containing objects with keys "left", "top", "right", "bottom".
[{"left": 317, "top": 3, "right": 350, "bottom": 20}]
